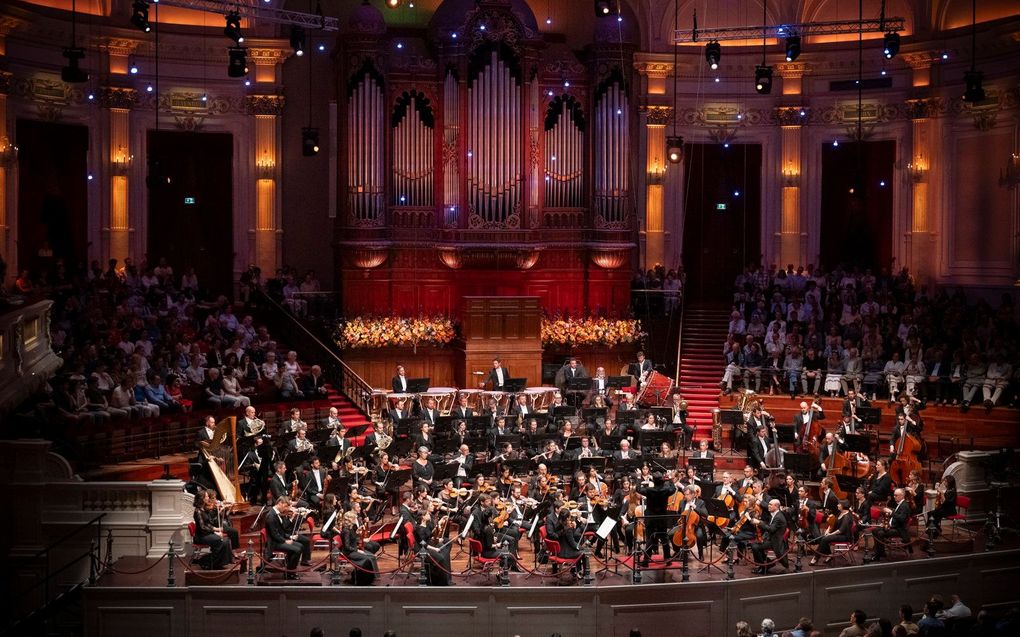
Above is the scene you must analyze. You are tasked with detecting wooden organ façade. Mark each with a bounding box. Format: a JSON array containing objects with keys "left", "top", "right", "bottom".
[{"left": 336, "top": 0, "right": 638, "bottom": 317}]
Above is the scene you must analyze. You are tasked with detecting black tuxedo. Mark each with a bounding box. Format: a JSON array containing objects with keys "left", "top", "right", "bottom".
[
  {"left": 751, "top": 509, "right": 789, "bottom": 568},
  {"left": 390, "top": 408, "right": 408, "bottom": 424},
  {"left": 421, "top": 408, "right": 439, "bottom": 426},
  {"left": 265, "top": 507, "right": 311, "bottom": 570},
  {"left": 612, "top": 449, "right": 639, "bottom": 461},
  {"left": 793, "top": 409, "right": 824, "bottom": 443},
  {"left": 269, "top": 473, "right": 291, "bottom": 501},
  {"left": 452, "top": 406, "right": 473, "bottom": 419},
  {"left": 818, "top": 441, "right": 839, "bottom": 469},
  {"left": 691, "top": 450, "right": 715, "bottom": 460},
  {"left": 301, "top": 467, "right": 329, "bottom": 506},
  {"left": 818, "top": 489, "right": 838, "bottom": 514},
  {"left": 841, "top": 396, "right": 871, "bottom": 418},
  {"left": 874, "top": 499, "right": 911, "bottom": 558},
  {"left": 488, "top": 367, "right": 510, "bottom": 390},
  {"left": 325, "top": 433, "right": 351, "bottom": 452},
  {"left": 748, "top": 435, "right": 770, "bottom": 468},
  {"left": 392, "top": 375, "right": 409, "bottom": 393}
]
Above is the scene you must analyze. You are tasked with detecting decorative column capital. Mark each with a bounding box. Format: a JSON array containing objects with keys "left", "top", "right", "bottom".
[
  {"left": 775, "top": 106, "right": 809, "bottom": 126},
  {"left": 904, "top": 97, "right": 942, "bottom": 120},
  {"left": 93, "top": 36, "right": 144, "bottom": 57},
  {"left": 633, "top": 60, "right": 674, "bottom": 81},
  {"left": 245, "top": 94, "right": 286, "bottom": 116},
  {"left": 99, "top": 86, "right": 139, "bottom": 110},
  {"left": 902, "top": 51, "right": 938, "bottom": 71},
  {"left": 248, "top": 47, "right": 290, "bottom": 67},
  {"left": 642, "top": 105, "right": 674, "bottom": 126}
]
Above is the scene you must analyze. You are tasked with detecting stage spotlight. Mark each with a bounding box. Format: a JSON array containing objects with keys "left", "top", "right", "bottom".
[
  {"left": 666, "top": 136, "right": 684, "bottom": 164},
  {"left": 130, "top": 1, "right": 151, "bottom": 33},
  {"left": 385, "top": 0, "right": 401, "bottom": 8},
  {"left": 302, "top": 127, "right": 320, "bottom": 156},
  {"left": 61, "top": 47, "right": 89, "bottom": 83},
  {"left": 784, "top": 36, "right": 801, "bottom": 62},
  {"left": 227, "top": 47, "right": 248, "bottom": 78},
  {"left": 754, "top": 65, "right": 773, "bottom": 95},
  {"left": 705, "top": 41, "right": 721, "bottom": 70},
  {"left": 290, "top": 26, "right": 306, "bottom": 57},
  {"left": 883, "top": 32, "right": 899, "bottom": 59},
  {"left": 224, "top": 12, "right": 244, "bottom": 44},
  {"left": 963, "top": 70, "right": 985, "bottom": 103},
  {"left": 594, "top": 0, "right": 613, "bottom": 17}
]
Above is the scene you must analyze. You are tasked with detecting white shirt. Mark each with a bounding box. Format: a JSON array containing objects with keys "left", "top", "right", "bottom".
[
  {"left": 495, "top": 368, "right": 504, "bottom": 385},
  {"left": 398, "top": 375, "right": 407, "bottom": 391}
]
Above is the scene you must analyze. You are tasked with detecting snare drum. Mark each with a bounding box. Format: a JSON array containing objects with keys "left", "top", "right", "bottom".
[{"left": 424, "top": 386, "right": 458, "bottom": 415}]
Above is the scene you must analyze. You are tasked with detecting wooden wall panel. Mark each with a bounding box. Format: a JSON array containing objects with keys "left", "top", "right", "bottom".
[
  {"left": 609, "top": 600, "right": 717, "bottom": 637},
  {"left": 293, "top": 605, "right": 375, "bottom": 637},
  {"left": 200, "top": 606, "right": 269, "bottom": 635},
  {"left": 96, "top": 607, "right": 174, "bottom": 637}
]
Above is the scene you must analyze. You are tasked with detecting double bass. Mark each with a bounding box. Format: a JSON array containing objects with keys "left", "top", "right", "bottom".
[{"left": 889, "top": 429, "right": 923, "bottom": 486}]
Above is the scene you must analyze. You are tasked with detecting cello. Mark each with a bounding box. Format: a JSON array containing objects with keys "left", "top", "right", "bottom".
[{"left": 671, "top": 507, "right": 700, "bottom": 549}]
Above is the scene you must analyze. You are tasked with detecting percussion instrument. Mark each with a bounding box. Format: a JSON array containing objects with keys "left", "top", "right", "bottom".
[
  {"left": 636, "top": 371, "right": 674, "bottom": 407},
  {"left": 387, "top": 393, "right": 413, "bottom": 409},
  {"left": 457, "top": 388, "right": 483, "bottom": 411},
  {"left": 370, "top": 389, "right": 391, "bottom": 421},
  {"left": 524, "top": 386, "right": 559, "bottom": 412},
  {"left": 423, "top": 387, "right": 458, "bottom": 415},
  {"left": 481, "top": 390, "right": 510, "bottom": 412}
]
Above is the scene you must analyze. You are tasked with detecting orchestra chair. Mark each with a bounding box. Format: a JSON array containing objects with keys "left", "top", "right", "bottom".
[
  {"left": 538, "top": 526, "right": 575, "bottom": 575},
  {"left": 259, "top": 527, "right": 288, "bottom": 568},
  {"left": 883, "top": 517, "right": 917, "bottom": 560},
  {"left": 946, "top": 495, "right": 974, "bottom": 540},
  {"left": 187, "top": 521, "right": 213, "bottom": 569},
  {"left": 466, "top": 538, "right": 501, "bottom": 581},
  {"left": 828, "top": 521, "right": 859, "bottom": 566},
  {"left": 308, "top": 516, "right": 330, "bottom": 551}
]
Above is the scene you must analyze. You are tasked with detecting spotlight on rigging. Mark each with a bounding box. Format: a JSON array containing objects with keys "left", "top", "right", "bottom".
[
  {"left": 227, "top": 47, "right": 248, "bottom": 78},
  {"left": 666, "top": 136, "right": 684, "bottom": 164},
  {"left": 290, "top": 26, "right": 306, "bottom": 57},
  {"left": 705, "top": 41, "right": 721, "bottom": 70},
  {"left": 784, "top": 35, "right": 801, "bottom": 62},
  {"left": 130, "top": 1, "right": 151, "bottom": 33},
  {"left": 883, "top": 32, "right": 899, "bottom": 59},
  {"left": 302, "top": 127, "right": 320, "bottom": 156},
  {"left": 754, "top": 65, "right": 773, "bottom": 95},
  {"left": 963, "top": 70, "right": 985, "bottom": 103},
  {"left": 61, "top": 47, "right": 89, "bottom": 83},
  {"left": 594, "top": 0, "right": 613, "bottom": 17},
  {"left": 224, "top": 12, "right": 244, "bottom": 44},
  {"left": 385, "top": 0, "right": 401, "bottom": 8}
]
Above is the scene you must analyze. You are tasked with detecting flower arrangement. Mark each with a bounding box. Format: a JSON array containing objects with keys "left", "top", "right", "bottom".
[
  {"left": 541, "top": 316, "right": 645, "bottom": 347},
  {"left": 334, "top": 316, "right": 458, "bottom": 349}
]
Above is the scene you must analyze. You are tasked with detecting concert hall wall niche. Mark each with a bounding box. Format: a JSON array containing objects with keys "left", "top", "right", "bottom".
[{"left": 333, "top": 0, "right": 638, "bottom": 318}]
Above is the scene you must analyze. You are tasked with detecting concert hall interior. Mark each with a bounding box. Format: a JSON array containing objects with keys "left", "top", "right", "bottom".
[{"left": 2, "top": 0, "right": 1020, "bottom": 636}]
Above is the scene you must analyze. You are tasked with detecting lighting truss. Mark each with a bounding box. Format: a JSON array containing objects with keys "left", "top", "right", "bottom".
[
  {"left": 673, "top": 18, "right": 906, "bottom": 44},
  {"left": 154, "top": 0, "right": 339, "bottom": 32}
]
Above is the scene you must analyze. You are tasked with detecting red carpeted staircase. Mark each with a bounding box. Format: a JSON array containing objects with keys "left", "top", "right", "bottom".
[
  {"left": 678, "top": 304, "right": 730, "bottom": 442},
  {"left": 323, "top": 387, "right": 373, "bottom": 440}
]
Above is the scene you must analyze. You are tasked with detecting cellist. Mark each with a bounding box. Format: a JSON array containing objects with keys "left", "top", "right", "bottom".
[{"left": 676, "top": 484, "right": 709, "bottom": 561}]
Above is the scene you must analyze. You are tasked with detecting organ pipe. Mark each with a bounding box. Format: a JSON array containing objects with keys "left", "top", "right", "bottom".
[
  {"left": 594, "top": 80, "right": 628, "bottom": 225},
  {"left": 347, "top": 72, "right": 385, "bottom": 223},
  {"left": 467, "top": 50, "right": 521, "bottom": 225},
  {"left": 544, "top": 98, "right": 584, "bottom": 209},
  {"left": 392, "top": 93, "right": 435, "bottom": 207}
]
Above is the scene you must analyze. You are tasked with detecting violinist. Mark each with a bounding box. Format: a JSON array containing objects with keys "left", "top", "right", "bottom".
[
  {"left": 414, "top": 501, "right": 452, "bottom": 586},
  {"left": 773, "top": 473, "right": 798, "bottom": 509},
  {"left": 749, "top": 498, "right": 789, "bottom": 574},
  {"left": 720, "top": 493, "right": 759, "bottom": 558},
  {"left": 319, "top": 494, "right": 344, "bottom": 542},
  {"left": 349, "top": 498, "right": 382, "bottom": 555},
  {"left": 637, "top": 471, "right": 676, "bottom": 566},
  {"left": 300, "top": 456, "right": 329, "bottom": 508},
  {"left": 903, "top": 469, "right": 926, "bottom": 511},
  {"left": 411, "top": 446, "right": 435, "bottom": 492},
  {"left": 193, "top": 490, "right": 238, "bottom": 569},
  {"left": 797, "top": 485, "right": 822, "bottom": 539},
  {"left": 529, "top": 463, "right": 550, "bottom": 496},
  {"left": 926, "top": 475, "right": 957, "bottom": 536},
  {"left": 613, "top": 476, "right": 638, "bottom": 553},
  {"left": 269, "top": 461, "right": 306, "bottom": 508},
  {"left": 811, "top": 499, "right": 853, "bottom": 565},
  {"left": 339, "top": 510, "right": 378, "bottom": 585},
  {"left": 818, "top": 477, "right": 839, "bottom": 515},
  {"left": 868, "top": 459, "right": 893, "bottom": 504},
  {"left": 853, "top": 487, "right": 874, "bottom": 526},
  {"left": 544, "top": 495, "right": 565, "bottom": 541},
  {"left": 265, "top": 496, "right": 312, "bottom": 579},
  {"left": 556, "top": 507, "right": 584, "bottom": 568},
  {"left": 373, "top": 451, "right": 401, "bottom": 516}
]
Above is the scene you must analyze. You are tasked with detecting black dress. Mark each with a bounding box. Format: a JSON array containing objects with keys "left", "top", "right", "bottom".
[
  {"left": 340, "top": 526, "right": 377, "bottom": 585},
  {"left": 193, "top": 507, "right": 234, "bottom": 569},
  {"left": 412, "top": 459, "right": 435, "bottom": 490},
  {"left": 927, "top": 489, "right": 958, "bottom": 527}
]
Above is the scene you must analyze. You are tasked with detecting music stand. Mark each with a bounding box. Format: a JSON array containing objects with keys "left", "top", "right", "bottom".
[
  {"left": 698, "top": 498, "right": 731, "bottom": 575},
  {"left": 468, "top": 416, "right": 491, "bottom": 432},
  {"left": 547, "top": 459, "right": 577, "bottom": 477},
  {"left": 636, "top": 430, "right": 670, "bottom": 454},
  {"left": 857, "top": 407, "right": 881, "bottom": 426},
  {"left": 473, "top": 460, "right": 498, "bottom": 478},
  {"left": 611, "top": 458, "right": 643, "bottom": 476},
  {"left": 433, "top": 437, "right": 459, "bottom": 455},
  {"left": 608, "top": 376, "right": 631, "bottom": 389},
  {"left": 578, "top": 456, "right": 608, "bottom": 475},
  {"left": 688, "top": 457, "right": 715, "bottom": 481},
  {"left": 382, "top": 468, "right": 411, "bottom": 498},
  {"left": 566, "top": 377, "right": 593, "bottom": 392},
  {"left": 719, "top": 409, "right": 747, "bottom": 452},
  {"left": 504, "top": 459, "right": 535, "bottom": 475},
  {"left": 432, "top": 460, "right": 460, "bottom": 483},
  {"left": 406, "top": 378, "right": 431, "bottom": 393},
  {"left": 774, "top": 424, "right": 797, "bottom": 444},
  {"left": 841, "top": 433, "right": 871, "bottom": 454},
  {"left": 326, "top": 474, "right": 351, "bottom": 496},
  {"left": 783, "top": 452, "right": 815, "bottom": 480},
  {"left": 395, "top": 417, "right": 422, "bottom": 438},
  {"left": 504, "top": 378, "right": 528, "bottom": 392}
]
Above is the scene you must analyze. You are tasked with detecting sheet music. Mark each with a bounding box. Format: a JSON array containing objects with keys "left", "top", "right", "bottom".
[{"left": 596, "top": 517, "right": 617, "bottom": 540}]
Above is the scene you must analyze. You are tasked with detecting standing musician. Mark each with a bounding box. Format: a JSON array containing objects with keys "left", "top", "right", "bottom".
[
  {"left": 487, "top": 358, "right": 510, "bottom": 391},
  {"left": 300, "top": 456, "right": 330, "bottom": 508},
  {"left": 239, "top": 407, "right": 272, "bottom": 504},
  {"left": 193, "top": 490, "right": 239, "bottom": 569},
  {"left": 265, "top": 496, "right": 312, "bottom": 579},
  {"left": 633, "top": 351, "right": 654, "bottom": 386},
  {"left": 749, "top": 498, "right": 790, "bottom": 574},
  {"left": 811, "top": 499, "right": 853, "bottom": 565},
  {"left": 818, "top": 433, "right": 840, "bottom": 474},
  {"left": 748, "top": 425, "right": 771, "bottom": 472},
  {"left": 339, "top": 510, "right": 378, "bottom": 585},
  {"left": 793, "top": 400, "right": 825, "bottom": 450},
  {"left": 871, "top": 488, "right": 912, "bottom": 561},
  {"left": 392, "top": 364, "right": 409, "bottom": 393},
  {"left": 889, "top": 412, "right": 921, "bottom": 458}
]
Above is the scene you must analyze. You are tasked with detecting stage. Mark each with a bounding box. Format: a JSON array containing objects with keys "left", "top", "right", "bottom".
[{"left": 85, "top": 546, "right": 1020, "bottom": 637}]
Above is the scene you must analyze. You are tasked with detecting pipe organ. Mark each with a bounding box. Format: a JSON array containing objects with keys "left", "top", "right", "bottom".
[
  {"left": 443, "top": 70, "right": 460, "bottom": 227},
  {"left": 391, "top": 90, "right": 435, "bottom": 207},
  {"left": 466, "top": 48, "right": 522, "bottom": 228},
  {"left": 346, "top": 65, "right": 385, "bottom": 225},
  {"left": 543, "top": 96, "right": 584, "bottom": 209},
  {"left": 593, "top": 71, "right": 630, "bottom": 228}
]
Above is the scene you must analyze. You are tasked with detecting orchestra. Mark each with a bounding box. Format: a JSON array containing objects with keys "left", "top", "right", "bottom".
[{"left": 194, "top": 363, "right": 962, "bottom": 585}]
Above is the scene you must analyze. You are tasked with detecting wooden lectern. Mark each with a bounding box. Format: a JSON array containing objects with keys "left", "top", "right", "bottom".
[{"left": 461, "top": 297, "right": 543, "bottom": 388}]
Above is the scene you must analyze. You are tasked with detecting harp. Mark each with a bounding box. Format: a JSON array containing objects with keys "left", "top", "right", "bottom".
[{"left": 198, "top": 416, "right": 245, "bottom": 507}]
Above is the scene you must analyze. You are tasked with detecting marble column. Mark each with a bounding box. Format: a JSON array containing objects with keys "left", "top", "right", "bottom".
[
  {"left": 634, "top": 60, "right": 674, "bottom": 271},
  {"left": 246, "top": 95, "right": 285, "bottom": 275},
  {"left": 775, "top": 63, "right": 810, "bottom": 269},
  {"left": 100, "top": 88, "right": 139, "bottom": 265},
  {"left": 904, "top": 98, "right": 938, "bottom": 284}
]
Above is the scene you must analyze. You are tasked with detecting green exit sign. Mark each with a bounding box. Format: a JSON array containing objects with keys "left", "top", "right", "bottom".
[
  {"left": 183, "top": 197, "right": 196, "bottom": 205},
  {"left": 716, "top": 203, "right": 727, "bottom": 210}
]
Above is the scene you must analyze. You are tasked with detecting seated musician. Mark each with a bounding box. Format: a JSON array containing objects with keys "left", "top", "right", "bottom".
[
  {"left": 324, "top": 406, "right": 343, "bottom": 430},
  {"left": 389, "top": 398, "right": 410, "bottom": 424},
  {"left": 772, "top": 473, "right": 798, "bottom": 510},
  {"left": 556, "top": 357, "right": 589, "bottom": 392},
  {"left": 613, "top": 439, "right": 638, "bottom": 461},
  {"left": 555, "top": 508, "right": 585, "bottom": 571},
  {"left": 749, "top": 498, "right": 790, "bottom": 574},
  {"left": 590, "top": 366, "right": 611, "bottom": 405},
  {"left": 659, "top": 440, "right": 677, "bottom": 460},
  {"left": 451, "top": 443, "right": 474, "bottom": 488},
  {"left": 818, "top": 477, "right": 839, "bottom": 515},
  {"left": 411, "top": 446, "right": 435, "bottom": 492},
  {"left": 617, "top": 394, "right": 636, "bottom": 411},
  {"left": 573, "top": 435, "right": 598, "bottom": 459},
  {"left": 193, "top": 490, "right": 239, "bottom": 569},
  {"left": 560, "top": 421, "right": 576, "bottom": 447},
  {"left": 511, "top": 394, "right": 533, "bottom": 420},
  {"left": 412, "top": 422, "right": 435, "bottom": 452},
  {"left": 414, "top": 504, "right": 453, "bottom": 586},
  {"left": 348, "top": 499, "right": 382, "bottom": 555},
  {"left": 595, "top": 418, "right": 621, "bottom": 446},
  {"left": 287, "top": 428, "right": 315, "bottom": 454},
  {"left": 674, "top": 484, "right": 708, "bottom": 561},
  {"left": 489, "top": 416, "right": 514, "bottom": 446},
  {"left": 640, "top": 412, "right": 659, "bottom": 431},
  {"left": 269, "top": 461, "right": 306, "bottom": 507},
  {"left": 421, "top": 397, "right": 440, "bottom": 427},
  {"left": 680, "top": 465, "right": 703, "bottom": 491},
  {"left": 927, "top": 475, "right": 958, "bottom": 536},
  {"left": 842, "top": 389, "right": 870, "bottom": 421},
  {"left": 541, "top": 440, "right": 564, "bottom": 462},
  {"left": 452, "top": 394, "right": 473, "bottom": 419},
  {"left": 692, "top": 439, "right": 714, "bottom": 460},
  {"left": 871, "top": 488, "right": 912, "bottom": 561},
  {"left": 811, "top": 499, "right": 854, "bottom": 565},
  {"left": 265, "top": 496, "right": 312, "bottom": 579},
  {"left": 797, "top": 485, "right": 823, "bottom": 539},
  {"left": 300, "top": 456, "right": 330, "bottom": 508},
  {"left": 868, "top": 459, "right": 893, "bottom": 504},
  {"left": 529, "top": 463, "right": 550, "bottom": 496},
  {"left": 326, "top": 423, "right": 351, "bottom": 451},
  {"left": 339, "top": 510, "right": 378, "bottom": 585},
  {"left": 853, "top": 487, "right": 873, "bottom": 526},
  {"left": 903, "top": 469, "right": 926, "bottom": 512},
  {"left": 737, "top": 465, "right": 756, "bottom": 495},
  {"left": 720, "top": 493, "right": 759, "bottom": 559},
  {"left": 283, "top": 407, "right": 307, "bottom": 433},
  {"left": 319, "top": 494, "right": 344, "bottom": 542}
]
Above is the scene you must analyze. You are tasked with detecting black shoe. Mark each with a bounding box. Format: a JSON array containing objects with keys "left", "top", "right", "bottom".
[
  {"left": 752, "top": 567, "right": 766, "bottom": 574},
  {"left": 285, "top": 573, "right": 299, "bottom": 580},
  {"left": 300, "top": 560, "right": 312, "bottom": 567}
]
